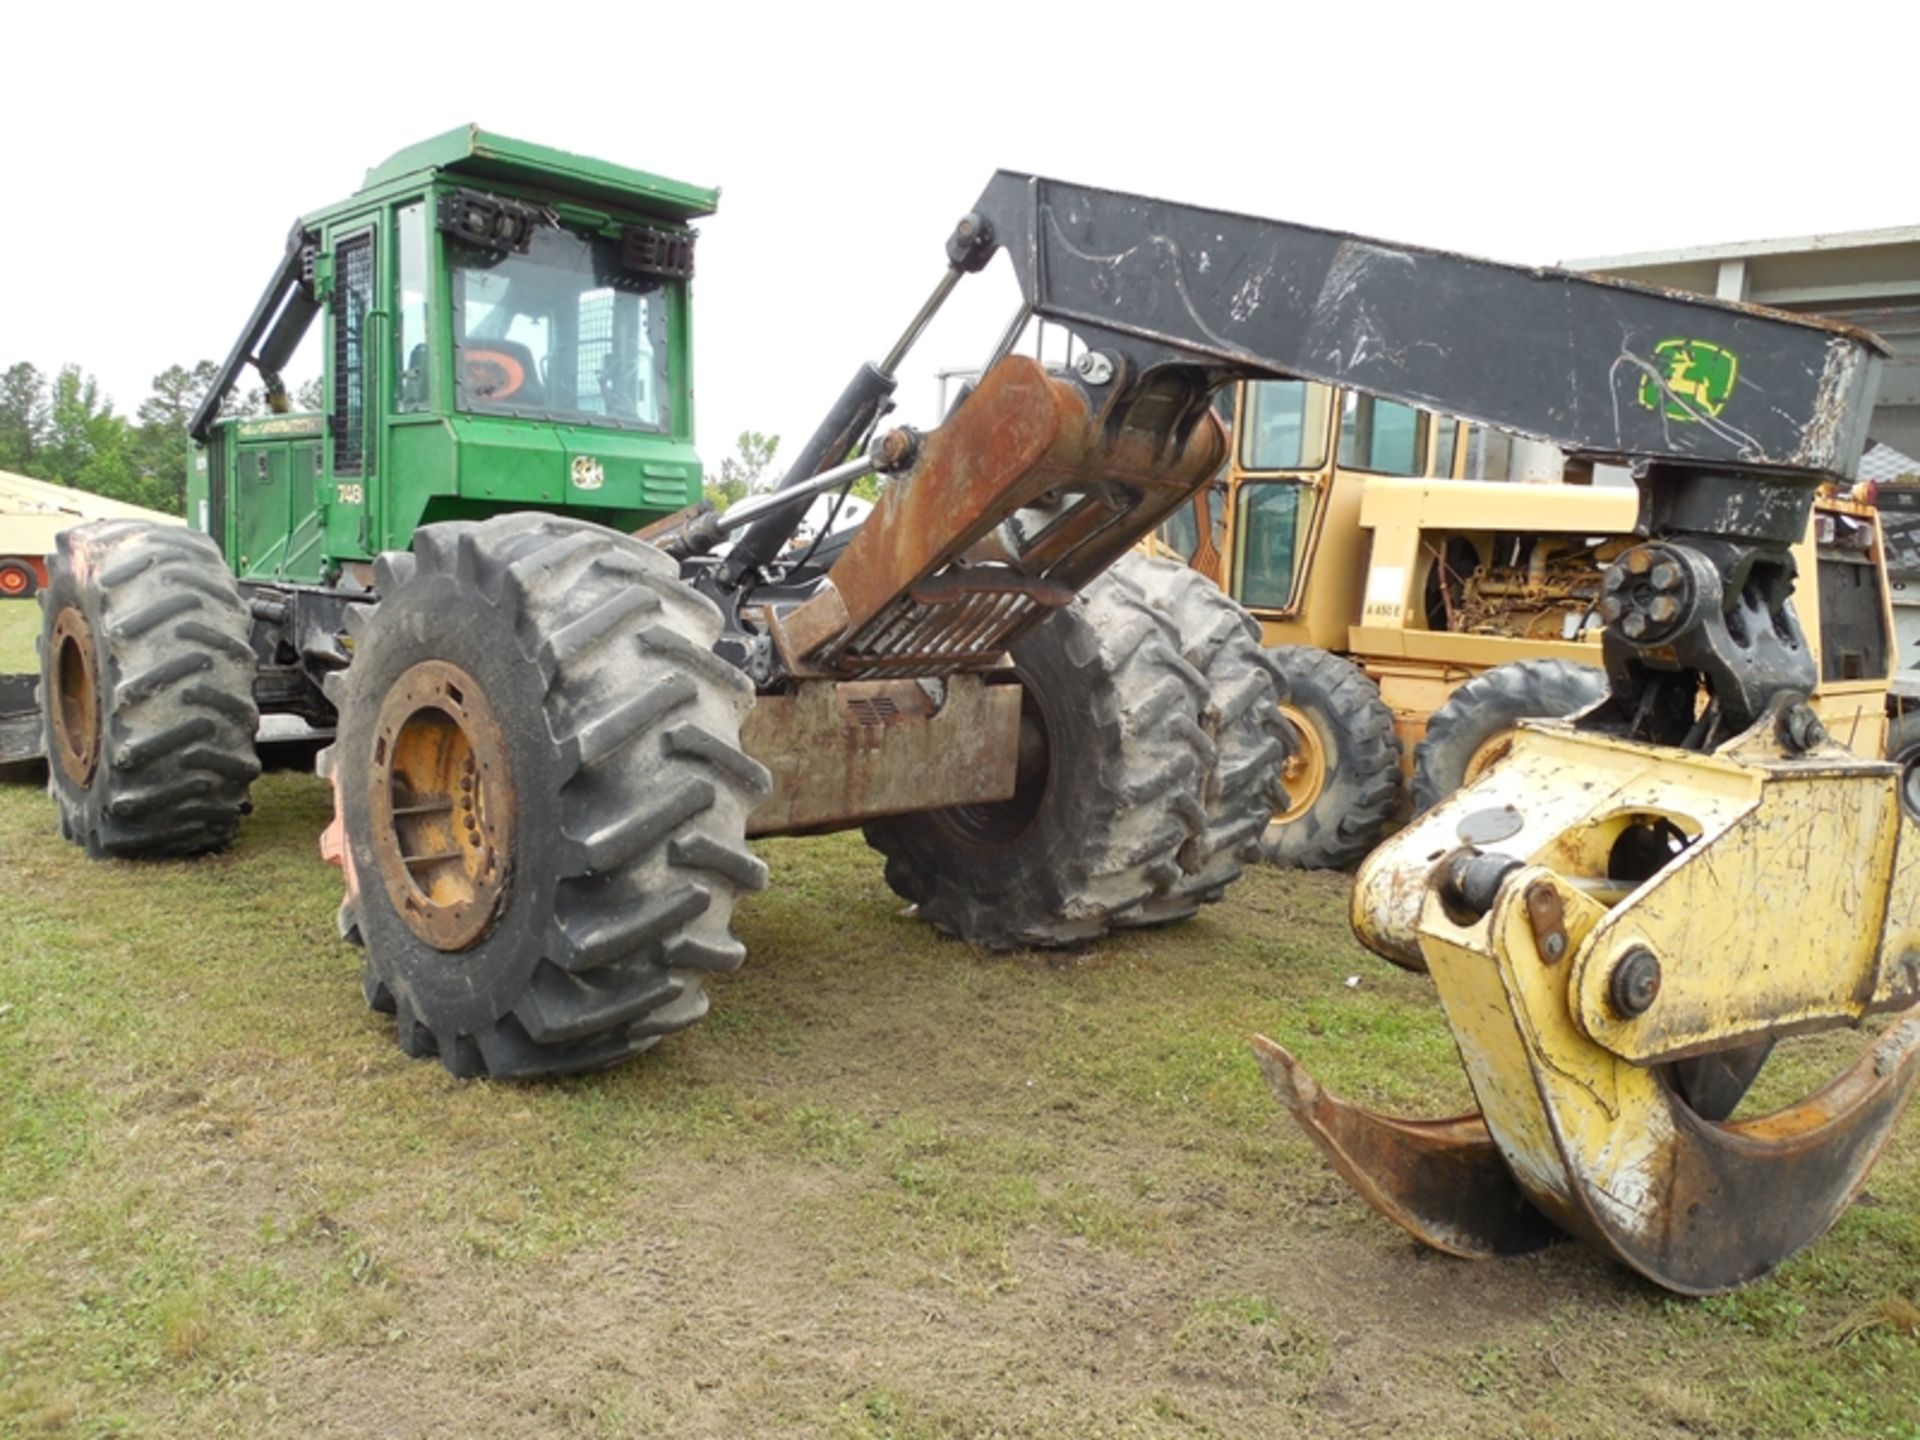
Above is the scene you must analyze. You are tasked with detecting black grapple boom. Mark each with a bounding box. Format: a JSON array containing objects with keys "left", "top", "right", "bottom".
[{"left": 714, "top": 172, "right": 1879, "bottom": 714}]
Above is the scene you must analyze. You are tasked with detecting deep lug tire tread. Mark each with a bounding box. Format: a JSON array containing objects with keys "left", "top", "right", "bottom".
[
  {"left": 1261, "top": 645, "right": 1403, "bottom": 872},
  {"left": 1411, "top": 658, "right": 1606, "bottom": 813},
  {"left": 1122, "top": 557, "right": 1291, "bottom": 923},
  {"left": 41, "top": 520, "right": 260, "bottom": 858},
  {"left": 335, "top": 515, "right": 769, "bottom": 1078},
  {"left": 866, "top": 552, "right": 1270, "bottom": 950}
]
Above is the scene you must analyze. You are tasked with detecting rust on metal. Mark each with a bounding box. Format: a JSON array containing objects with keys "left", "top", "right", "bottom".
[
  {"left": 768, "top": 356, "right": 1224, "bottom": 681},
  {"left": 1525, "top": 880, "right": 1568, "bottom": 965},
  {"left": 365, "top": 659, "right": 516, "bottom": 952},
  {"left": 47, "top": 605, "right": 101, "bottom": 787},
  {"left": 1553, "top": 1010, "right": 1920, "bottom": 1294},
  {"left": 768, "top": 584, "right": 850, "bottom": 673},
  {"left": 742, "top": 674, "right": 1021, "bottom": 837},
  {"left": 632, "top": 502, "right": 706, "bottom": 546},
  {"left": 1250, "top": 1035, "right": 1556, "bottom": 1258}
]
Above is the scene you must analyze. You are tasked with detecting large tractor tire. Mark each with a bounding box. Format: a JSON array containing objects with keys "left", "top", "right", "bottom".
[
  {"left": 1411, "top": 658, "right": 1606, "bottom": 813},
  {"left": 40, "top": 520, "right": 260, "bottom": 858},
  {"left": 323, "top": 515, "right": 771, "bottom": 1079},
  {"left": 1261, "top": 645, "right": 1402, "bottom": 871},
  {"left": 866, "top": 553, "right": 1241, "bottom": 949},
  {"left": 1124, "top": 558, "right": 1290, "bottom": 923}
]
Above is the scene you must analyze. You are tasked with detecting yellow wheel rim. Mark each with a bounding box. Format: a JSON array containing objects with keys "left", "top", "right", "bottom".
[
  {"left": 1276, "top": 703, "right": 1328, "bottom": 822},
  {"left": 367, "top": 660, "right": 516, "bottom": 952},
  {"left": 48, "top": 606, "right": 101, "bottom": 788}
]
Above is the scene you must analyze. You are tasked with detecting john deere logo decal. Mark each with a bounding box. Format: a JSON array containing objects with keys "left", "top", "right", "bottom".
[
  {"left": 1638, "top": 338, "right": 1739, "bottom": 421},
  {"left": 571, "top": 456, "right": 606, "bottom": 491}
]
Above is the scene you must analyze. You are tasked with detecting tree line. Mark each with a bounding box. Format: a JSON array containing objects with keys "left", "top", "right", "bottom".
[
  {"left": 0, "top": 361, "right": 321, "bottom": 515},
  {"left": 0, "top": 362, "right": 869, "bottom": 524}
]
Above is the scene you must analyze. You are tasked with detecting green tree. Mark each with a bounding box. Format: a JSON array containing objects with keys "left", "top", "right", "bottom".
[
  {"left": 0, "top": 362, "right": 47, "bottom": 474},
  {"left": 133, "top": 360, "right": 221, "bottom": 508},
  {"left": 704, "top": 430, "right": 781, "bottom": 510},
  {"left": 35, "top": 365, "right": 173, "bottom": 510}
]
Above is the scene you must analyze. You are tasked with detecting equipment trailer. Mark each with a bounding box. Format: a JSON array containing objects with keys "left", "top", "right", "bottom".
[{"left": 25, "top": 129, "right": 1919, "bottom": 1291}]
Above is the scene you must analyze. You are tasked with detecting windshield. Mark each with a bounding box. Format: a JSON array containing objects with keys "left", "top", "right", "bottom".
[{"left": 451, "top": 223, "right": 672, "bottom": 431}]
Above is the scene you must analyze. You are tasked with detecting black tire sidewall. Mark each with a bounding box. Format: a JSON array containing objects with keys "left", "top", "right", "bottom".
[
  {"left": 1413, "top": 661, "right": 1604, "bottom": 812},
  {"left": 881, "top": 619, "right": 1116, "bottom": 916},
  {"left": 1264, "top": 646, "right": 1401, "bottom": 869},
  {"left": 1889, "top": 709, "right": 1920, "bottom": 822},
  {"left": 338, "top": 570, "right": 565, "bottom": 1037}
]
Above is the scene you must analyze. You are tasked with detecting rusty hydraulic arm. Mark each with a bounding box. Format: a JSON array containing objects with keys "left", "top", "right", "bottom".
[{"left": 726, "top": 174, "right": 1881, "bottom": 699}]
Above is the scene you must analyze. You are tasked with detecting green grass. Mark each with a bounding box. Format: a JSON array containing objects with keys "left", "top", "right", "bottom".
[
  {"left": 0, "top": 599, "right": 35, "bottom": 672},
  {"left": 1, "top": 770, "right": 1918, "bottom": 1438}
]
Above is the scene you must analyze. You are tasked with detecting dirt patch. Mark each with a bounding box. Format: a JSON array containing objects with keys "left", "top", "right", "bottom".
[{"left": 4, "top": 783, "right": 1918, "bottom": 1439}]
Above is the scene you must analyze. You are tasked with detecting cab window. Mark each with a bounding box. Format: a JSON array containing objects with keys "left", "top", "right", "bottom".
[
  {"left": 395, "top": 202, "right": 430, "bottom": 412},
  {"left": 1240, "top": 381, "right": 1330, "bottom": 471},
  {"left": 1337, "top": 392, "right": 1423, "bottom": 474},
  {"left": 1235, "top": 482, "right": 1314, "bottom": 608},
  {"left": 450, "top": 223, "right": 671, "bottom": 431}
]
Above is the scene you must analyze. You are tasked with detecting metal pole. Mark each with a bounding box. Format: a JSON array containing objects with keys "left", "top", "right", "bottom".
[{"left": 713, "top": 455, "right": 874, "bottom": 534}]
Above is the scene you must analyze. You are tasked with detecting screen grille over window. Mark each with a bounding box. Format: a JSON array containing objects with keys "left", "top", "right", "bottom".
[
  {"left": 333, "top": 234, "right": 374, "bottom": 474},
  {"left": 576, "top": 289, "right": 614, "bottom": 416}
]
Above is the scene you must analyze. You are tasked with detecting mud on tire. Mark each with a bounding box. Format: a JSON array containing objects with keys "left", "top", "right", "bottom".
[
  {"left": 1262, "top": 645, "right": 1402, "bottom": 872},
  {"left": 864, "top": 552, "right": 1259, "bottom": 949},
  {"left": 326, "top": 514, "right": 771, "bottom": 1078},
  {"left": 1122, "top": 557, "right": 1290, "bottom": 922},
  {"left": 1412, "top": 658, "right": 1605, "bottom": 813},
  {"left": 41, "top": 520, "right": 260, "bottom": 858}
]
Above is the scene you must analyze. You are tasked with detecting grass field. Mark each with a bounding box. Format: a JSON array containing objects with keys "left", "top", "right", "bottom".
[{"left": 1, "top": 594, "right": 1918, "bottom": 1438}]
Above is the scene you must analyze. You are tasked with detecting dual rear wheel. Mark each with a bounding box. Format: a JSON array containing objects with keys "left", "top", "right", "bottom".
[{"left": 866, "top": 554, "right": 1290, "bottom": 948}]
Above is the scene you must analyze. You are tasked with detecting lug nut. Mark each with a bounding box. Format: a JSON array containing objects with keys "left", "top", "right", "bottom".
[
  {"left": 1602, "top": 567, "right": 1628, "bottom": 594},
  {"left": 1598, "top": 596, "right": 1624, "bottom": 623},
  {"left": 1622, "top": 612, "right": 1648, "bottom": 639},
  {"left": 1648, "top": 595, "right": 1680, "bottom": 625},
  {"left": 1651, "top": 561, "right": 1681, "bottom": 592},
  {"left": 1625, "top": 548, "right": 1653, "bottom": 575},
  {"left": 1608, "top": 947, "right": 1662, "bottom": 1018}
]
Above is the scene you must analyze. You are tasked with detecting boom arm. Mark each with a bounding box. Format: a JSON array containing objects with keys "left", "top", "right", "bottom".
[
  {"left": 962, "top": 171, "right": 1882, "bottom": 475},
  {"left": 189, "top": 223, "right": 320, "bottom": 444},
  {"left": 749, "top": 173, "right": 1884, "bottom": 722}
]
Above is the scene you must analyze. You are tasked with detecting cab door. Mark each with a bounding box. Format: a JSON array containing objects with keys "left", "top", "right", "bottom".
[{"left": 323, "top": 224, "right": 378, "bottom": 559}]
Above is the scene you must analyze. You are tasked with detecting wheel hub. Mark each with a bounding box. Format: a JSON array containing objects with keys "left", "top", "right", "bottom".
[
  {"left": 48, "top": 606, "right": 101, "bottom": 787},
  {"left": 1275, "top": 702, "right": 1326, "bottom": 822},
  {"left": 366, "top": 661, "right": 516, "bottom": 952}
]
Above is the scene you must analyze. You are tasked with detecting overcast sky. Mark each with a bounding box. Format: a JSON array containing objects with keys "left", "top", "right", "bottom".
[{"left": 5, "top": 1, "right": 1914, "bottom": 477}]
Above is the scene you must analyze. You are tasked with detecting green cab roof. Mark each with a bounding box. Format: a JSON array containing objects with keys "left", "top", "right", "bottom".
[{"left": 359, "top": 125, "right": 719, "bottom": 220}]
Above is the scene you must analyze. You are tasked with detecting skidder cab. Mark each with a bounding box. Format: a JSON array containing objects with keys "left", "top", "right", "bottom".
[{"left": 187, "top": 131, "right": 708, "bottom": 584}]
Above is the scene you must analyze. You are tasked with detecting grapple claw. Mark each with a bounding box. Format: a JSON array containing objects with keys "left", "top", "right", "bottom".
[
  {"left": 1543, "top": 1012, "right": 1920, "bottom": 1293},
  {"left": 1283, "top": 717, "right": 1920, "bottom": 1293},
  {"left": 1252, "top": 1035, "right": 1557, "bottom": 1258}
]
